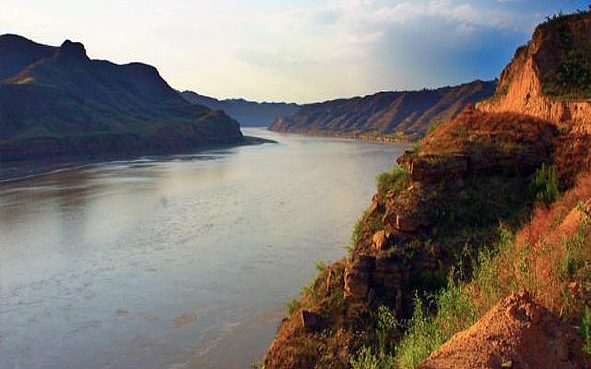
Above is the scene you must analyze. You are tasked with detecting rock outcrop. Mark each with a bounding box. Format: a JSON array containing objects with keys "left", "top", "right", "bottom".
[
  {"left": 263, "top": 104, "right": 564, "bottom": 368},
  {"left": 262, "top": 12, "right": 591, "bottom": 369},
  {"left": 477, "top": 13, "right": 591, "bottom": 133},
  {"left": 344, "top": 256, "right": 375, "bottom": 301}
]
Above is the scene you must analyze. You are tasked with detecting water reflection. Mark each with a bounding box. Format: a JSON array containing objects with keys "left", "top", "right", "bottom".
[{"left": 0, "top": 129, "right": 406, "bottom": 369}]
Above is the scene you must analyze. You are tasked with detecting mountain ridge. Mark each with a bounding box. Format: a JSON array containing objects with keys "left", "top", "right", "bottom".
[
  {"left": 268, "top": 80, "right": 496, "bottom": 140},
  {"left": 0, "top": 34, "right": 243, "bottom": 162},
  {"left": 181, "top": 90, "right": 300, "bottom": 127}
]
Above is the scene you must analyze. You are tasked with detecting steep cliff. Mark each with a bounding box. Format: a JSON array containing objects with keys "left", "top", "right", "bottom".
[
  {"left": 0, "top": 34, "right": 243, "bottom": 161},
  {"left": 262, "top": 11, "right": 591, "bottom": 369},
  {"left": 269, "top": 80, "right": 496, "bottom": 140},
  {"left": 477, "top": 12, "right": 591, "bottom": 133}
]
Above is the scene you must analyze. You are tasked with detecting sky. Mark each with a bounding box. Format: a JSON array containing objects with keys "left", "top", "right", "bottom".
[{"left": 0, "top": 0, "right": 587, "bottom": 103}]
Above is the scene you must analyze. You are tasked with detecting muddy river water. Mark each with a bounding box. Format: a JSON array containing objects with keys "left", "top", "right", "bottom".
[{"left": 0, "top": 128, "right": 406, "bottom": 369}]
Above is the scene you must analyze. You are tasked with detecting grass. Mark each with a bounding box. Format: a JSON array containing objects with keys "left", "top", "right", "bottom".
[
  {"left": 286, "top": 298, "right": 300, "bottom": 315},
  {"left": 376, "top": 166, "right": 409, "bottom": 196},
  {"left": 350, "top": 305, "right": 398, "bottom": 369},
  {"left": 350, "top": 346, "right": 395, "bottom": 369},
  {"left": 390, "top": 172, "right": 591, "bottom": 368},
  {"left": 350, "top": 210, "right": 369, "bottom": 253},
  {"left": 349, "top": 204, "right": 384, "bottom": 255},
  {"left": 395, "top": 280, "right": 478, "bottom": 369},
  {"left": 581, "top": 306, "right": 591, "bottom": 355},
  {"left": 529, "top": 164, "right": 559, "bottom": 206}
]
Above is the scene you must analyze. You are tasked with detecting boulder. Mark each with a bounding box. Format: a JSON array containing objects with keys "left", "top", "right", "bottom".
[
  {"left": 344, "top": 256, "right": 375, "bottom": 301},
  {"left": 372, "top": 230, "right": 387, "bottom": 252},
  {"left": 368, "top": 193, "right": 382, "bottom": 215}
]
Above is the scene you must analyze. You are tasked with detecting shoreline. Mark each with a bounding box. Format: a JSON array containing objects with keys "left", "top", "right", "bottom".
[
  {"left": 266, "top": 128, "right": 416, "bottom": 144},
  {"left": 0, "top": 135, "right": 277, "bottom": 183}
]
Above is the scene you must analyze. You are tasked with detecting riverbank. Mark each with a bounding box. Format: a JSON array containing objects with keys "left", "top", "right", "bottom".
[
  {"left": 0, "top": 135, "right": 277, "bottom": 182},
  {"left": 266, "top": 128, "right": 415, "bottom": 144}
]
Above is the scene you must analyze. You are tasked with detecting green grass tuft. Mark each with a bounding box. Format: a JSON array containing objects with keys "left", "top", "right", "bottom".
[
  {"left": 376, "top": 166, "right": 409, "bottom": 196},
  {"left": 396, "top": 280, "right": 478, "bottom": 369}
]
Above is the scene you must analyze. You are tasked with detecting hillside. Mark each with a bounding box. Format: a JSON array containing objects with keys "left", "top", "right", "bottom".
[
  {"left": 261, "top": 11, "right": 591, "bottom": 369},
  {"left": 0, "top": 34, "right": 243, "bottom": 162},
  {"left": 477, "top": 12, "right": 591, "bottom": 134},
  {"left": 181, "top": 90, "right": 300, "bottom": 127},
  {"left": 268, "top": 80, "right": 496, "bottom": 140}
]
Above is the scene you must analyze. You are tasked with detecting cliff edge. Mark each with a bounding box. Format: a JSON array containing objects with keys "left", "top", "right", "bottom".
[
  {"left": 477, "top": 12, "right": 591, "bottom": 133},
  {"left": 262, "top": 11, "right": 591, "bottom": 369}
]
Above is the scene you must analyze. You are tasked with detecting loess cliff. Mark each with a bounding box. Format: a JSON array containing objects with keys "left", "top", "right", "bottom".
[
  {"left": 262, "top": 11, "right": 591, "bottom": 369},
  {"left": 477, "top": 12, "right": 591, "bottom": 134}
]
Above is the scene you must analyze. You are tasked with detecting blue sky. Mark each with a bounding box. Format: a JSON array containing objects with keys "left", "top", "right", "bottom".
[{"left": 0, "top": 0, "right": 587, "bottom": 103}]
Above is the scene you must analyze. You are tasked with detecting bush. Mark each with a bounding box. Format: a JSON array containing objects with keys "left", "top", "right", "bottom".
[
  {"left": 376, "top": 305, "right": 398, "bottom": 350},
  {"left": 350, "top": 209, "right": 368, "bottom": 249},
  {"left": 554, "top": 50, "right": 591, "bottom": 98},
  {"left": 529, "top": 164, "right": 559, "bottom": 205},
  {"left": 286, "top": 298, "right": 300, "bottom": 315},
  {"left": 581, "top": 306, "right": 591, "bottom": 355},
  {"left": 350, "top": 347, "right": 395, "bottom": 369},
  {"left": 396, "top": 296, "right": 439, "bottom": 369},
  {"left": 396, "top": 280, "right": 478, "bottom": 368},
  {"left": 376, "top": 166, "right": 409, "bottom": 195}
]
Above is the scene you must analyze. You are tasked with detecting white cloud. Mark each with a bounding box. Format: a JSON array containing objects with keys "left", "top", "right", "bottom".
[{"left": 2, "top": 0, "right": 563, "bottom": 102}]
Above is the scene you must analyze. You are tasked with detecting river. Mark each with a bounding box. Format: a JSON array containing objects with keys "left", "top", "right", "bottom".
[{"left": 0, "top": 128, "right": 406, "bottom": 369}]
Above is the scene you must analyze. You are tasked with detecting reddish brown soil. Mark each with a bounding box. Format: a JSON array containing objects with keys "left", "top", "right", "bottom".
[{"left": 418, "top": 291, "right": 591, "bottom": 369}]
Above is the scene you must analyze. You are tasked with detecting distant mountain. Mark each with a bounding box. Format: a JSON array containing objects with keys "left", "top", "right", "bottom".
[
  {"left": 181, "top": 90, "right": 300, "bottom": 127},
  {"left": 0, "top": 34, "right": 243, "bottom": 162},
  {"left": 269, "top": 80, "right": 496, "bottom": 140}
]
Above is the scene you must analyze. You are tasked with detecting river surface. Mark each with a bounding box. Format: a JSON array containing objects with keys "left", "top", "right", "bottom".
[{"left": 0, "top": 128, "right": 406, "bottom": 369}]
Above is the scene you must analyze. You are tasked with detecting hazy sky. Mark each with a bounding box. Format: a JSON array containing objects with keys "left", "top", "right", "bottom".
[{"left": 1, "top": 0, "right": 586, "bottom": 103}]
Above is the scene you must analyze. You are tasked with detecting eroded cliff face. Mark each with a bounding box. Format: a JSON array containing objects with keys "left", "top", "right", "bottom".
[
  {"left": 477, "top": 13, "right": 591, "bottom": 134},
  {"left": 262, "top": 13, "right": 591, "bottom": 369}
]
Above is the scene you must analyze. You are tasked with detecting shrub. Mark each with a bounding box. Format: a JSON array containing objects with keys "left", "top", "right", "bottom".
[
  {"left": 580, "top": 306, "right": 591, "bottom": 355},
  {"left": 376, "top": 166, "right": 409, "bottom": 195},
  {"left": 529, "top": 164, "right": 559, "bottom": 206},
  {"left": 554, "top": 50, "right": 591, "bottom": 98},
  {"left": 376, "top": 305, "right": 398, "bottom": 350},
  {"left": 286, "top": 298, "right": 300, "bottom": 315},
  {"left": 350, "top": 209, "right": 368, "bottom": 248},
  {"left": 350, "top": 346, "right": 395, "bottom": 369},
  {"left": 396, "top": 280, "right": 478, "bottom": 368}
]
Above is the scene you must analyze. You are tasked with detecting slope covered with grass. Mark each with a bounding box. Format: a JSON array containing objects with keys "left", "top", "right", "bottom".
[{"left": 0, "top": 35, "right": 243, "bottom": 161}]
